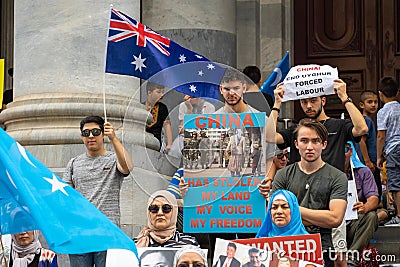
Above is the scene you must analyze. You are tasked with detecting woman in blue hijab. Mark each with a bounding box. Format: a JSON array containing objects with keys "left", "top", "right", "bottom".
[{"left": 256, "top": 189, "right": 308, "bottom": 237}]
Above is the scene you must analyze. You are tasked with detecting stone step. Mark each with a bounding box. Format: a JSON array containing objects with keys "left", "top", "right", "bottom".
[
  {"left": 369, "top": 226, "right": 400, "bottom": 263},
  {"left": 373, "top": 225, "right": 400, "bottom": 242}
]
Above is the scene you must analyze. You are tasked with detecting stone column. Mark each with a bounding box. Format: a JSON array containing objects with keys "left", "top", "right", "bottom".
[
  {"left": 0, "top": 0, "right": 178, "bottom": 237},
  {"left": 142, "top": 0, "right": 237, "bottom": 67}
]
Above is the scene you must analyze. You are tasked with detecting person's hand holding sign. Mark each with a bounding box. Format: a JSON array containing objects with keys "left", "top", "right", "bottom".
[
  {"left": 333, "top": 79, "right": 349, "bottom": 102},
  {"left": 274, "top": 82, "right": 285, "bottom": 108}
]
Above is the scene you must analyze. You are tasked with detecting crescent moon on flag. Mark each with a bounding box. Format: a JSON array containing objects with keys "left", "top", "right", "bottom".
[
  {"left": 270, "top": 67, "right": 283, "bottom": 87},
  {"left": 17, "top": 143, "right": 36, "bottom": 168}
]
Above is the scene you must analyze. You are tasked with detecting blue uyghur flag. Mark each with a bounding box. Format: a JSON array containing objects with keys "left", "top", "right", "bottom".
[
  {"left": 105, "top": 8, "right": 225, "bottom": 100},
  {"left": 260, "top": 51, "right": 290, "bottom": 100},
  {"left": 0, "top": 128, "right": 138, "bottom": 263}
]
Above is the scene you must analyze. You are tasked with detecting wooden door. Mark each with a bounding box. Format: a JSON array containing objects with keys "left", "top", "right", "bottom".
[{"left": 293, "top": 0, "right": 400, "bottom": 121}]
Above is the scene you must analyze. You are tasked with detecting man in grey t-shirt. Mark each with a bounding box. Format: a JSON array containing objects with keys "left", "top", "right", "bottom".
[
  {"left": 271, "top": 119, "right": 347, "bottom": 267},
  {"left": 63, "top": 115, "right": 133, "bottom": 267}
]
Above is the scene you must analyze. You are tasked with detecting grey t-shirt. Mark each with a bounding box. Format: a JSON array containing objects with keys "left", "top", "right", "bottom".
[
  {"left": 272, "top": 163, "right": 347, "bottom": 249},
  {"left": 63, "top": 151, "right": 126, "bottom": 225}
]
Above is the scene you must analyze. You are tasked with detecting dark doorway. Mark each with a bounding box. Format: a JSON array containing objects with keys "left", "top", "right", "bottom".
[{"left": 293, "top": 0, "right": 400, "bottom": 121}]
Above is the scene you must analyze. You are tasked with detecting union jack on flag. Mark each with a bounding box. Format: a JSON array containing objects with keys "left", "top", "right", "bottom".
[{"left": 105, "top": 8, "right": 225, "bottom": 99}]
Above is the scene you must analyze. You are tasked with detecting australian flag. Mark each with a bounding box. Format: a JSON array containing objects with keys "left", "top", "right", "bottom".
[
  {"left": 105, "top": 8, "right": 225, "bottom": 99},
  {"left": 260, "top": 51, "right": 290, "bottom": 100}
]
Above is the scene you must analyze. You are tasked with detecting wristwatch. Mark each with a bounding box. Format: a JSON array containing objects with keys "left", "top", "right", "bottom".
[{"left": 342, "top": 97, "right": 353, "bottom": 105}]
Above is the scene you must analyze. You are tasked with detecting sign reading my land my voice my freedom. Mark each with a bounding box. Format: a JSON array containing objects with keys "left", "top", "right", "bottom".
[
  {"left": 282, "top": 65, "right": 338, "bottom": 102},
  {"left": 183, "top": 112, "right": 267, "bottom": 233}
]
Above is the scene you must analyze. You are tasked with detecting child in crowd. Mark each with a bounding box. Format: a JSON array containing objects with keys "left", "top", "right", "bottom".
[
  {"left": 356, "top": 91, "right": 383, "bottom": 205},
  {"left": 376, "top": 77, "right": 400, "bottom": 226}
]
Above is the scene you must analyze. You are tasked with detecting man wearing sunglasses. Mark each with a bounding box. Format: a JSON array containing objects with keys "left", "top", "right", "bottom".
[{"left": 62, "top": 115, "right": 134, "bottom": 267}]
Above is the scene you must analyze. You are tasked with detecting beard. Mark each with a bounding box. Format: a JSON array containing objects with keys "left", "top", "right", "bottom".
[
  {"left": 225, "top": 95, "right": 242, "bottom": 107},
  {"left": 305, "top": 103, "right": 323, "bottom": 119}
]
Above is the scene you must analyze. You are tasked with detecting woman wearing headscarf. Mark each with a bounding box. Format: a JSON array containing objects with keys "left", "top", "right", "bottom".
[
  {"left": 134, "top": 190, "right": 198, "bottom": 248},
  {"left": 9, "top": 230, "right": 58, "bottom": 267},
  {"left": 256, "top": 189, "right": 308, "bottom": 237},
  {"left": 173, "top": 245, "right": 207, "bottom": 267}
]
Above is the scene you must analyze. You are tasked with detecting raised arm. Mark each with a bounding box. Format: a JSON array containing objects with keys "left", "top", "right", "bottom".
[
  {"left": 104, "top": 122, "right": 134, "bottom": 175},
  {"left": 333, "top": 79, "right": 368, "bottom": 137},
  {"left": 266, "top": 83, "right": 285, "bottom": 144}
]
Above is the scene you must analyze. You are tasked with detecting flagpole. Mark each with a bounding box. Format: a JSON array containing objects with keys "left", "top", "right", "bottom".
[{"left": 102, "top": 5, "right": 113, "bottom": 122}]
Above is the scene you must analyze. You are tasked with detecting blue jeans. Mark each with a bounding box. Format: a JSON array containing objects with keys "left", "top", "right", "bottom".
[{"left": 69, "top": 251, "right": 107, "bottom": 267}]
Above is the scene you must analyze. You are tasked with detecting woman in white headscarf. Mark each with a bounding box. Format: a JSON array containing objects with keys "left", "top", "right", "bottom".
[
  {"left": 174, "top": 245, "right": 207, "bottom": 267},
  {"left": 9, "top": 230, "right": 57, "bottom": 267}
]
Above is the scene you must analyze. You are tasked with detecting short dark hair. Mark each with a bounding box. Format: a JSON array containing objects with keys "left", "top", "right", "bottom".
[
  {"left": 293, "top": 118, "right": 328, "bottom": 143},
  {"left": 80, "top": 116, "right": 105, "bottom": 132},
  {"left": 360, "top": 90, "right": 377, "bottom": 102},
  {"left": 146, "top": 82, "right": 165, "bottom": 93},
  {"left": 378, "top": 76, "right": 399, "bottom": 98},
  {"left": 221, "top": 68, "right": 245, "bottom": 85},
  {"left": 248, "top": 247, "right": 260, "bottom": 256},
  {"left": 243, "top": 66, "right": 261, "bottom": 84},
  {"left": 227, "top": 242, "right": 237, "bottom": 250}
]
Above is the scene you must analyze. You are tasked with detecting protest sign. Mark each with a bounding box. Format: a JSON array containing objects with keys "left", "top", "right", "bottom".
[
  {"left": 214, "top": 238, "right": 323, "bottom": 267},
  {"left": 234, "top": 234, "right": 323, "bottom": 265},
  {"left": 282, "top": 65, "right": 338, "bottom": 102},
  {"left": 345, "top": 179, "right": 358, "bottom": 221},
  {"left": 183, "top": 112, "right": 267, "bottom": 233}
]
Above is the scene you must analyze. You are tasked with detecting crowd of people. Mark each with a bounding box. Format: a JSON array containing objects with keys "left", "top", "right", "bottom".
[{"left": 2, "top": 65, "right": 399, "bottom": 267}]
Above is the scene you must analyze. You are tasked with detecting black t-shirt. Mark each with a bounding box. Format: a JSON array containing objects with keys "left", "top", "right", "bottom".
[
  {"left": 278, "top": 118, "right": 361, "bottom": 171},
  {"left": 146, "top": 102, "right": 169, "bottom": 145}
]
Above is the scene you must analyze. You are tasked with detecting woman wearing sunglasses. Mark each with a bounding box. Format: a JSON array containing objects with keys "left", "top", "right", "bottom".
[{"left": 135, "top": 190, "right": 198, "bottom": 248}]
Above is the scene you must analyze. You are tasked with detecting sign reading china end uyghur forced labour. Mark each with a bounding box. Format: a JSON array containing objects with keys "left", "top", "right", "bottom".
[
  {"left": 183, "top": 112, "right": 267, "bottom": 233},
  {"left": 281, "top": 65, "right": 338, "bottom": 102}
]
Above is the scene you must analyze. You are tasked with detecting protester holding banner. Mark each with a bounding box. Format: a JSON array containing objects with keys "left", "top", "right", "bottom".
[
  {"left": 173, "top": 245, "right": 208, "bottom": 267},
  {"left": 135, "top": 190, "right": 198, "bottom": 248},
  {"left": 265, "top": 76, "right": 367, "bottom": 171},
  {"left": 9, "top": 230, "right": 58, "bottom": 267},
  {"left": 263, "top": 68, "right": 367, "bottom": 267},
  {"left": 257, "top": 189, "right": 308, "bottom": 238},
  {"left": 271, "top": 119, "right": 348, "bottom": 267},
  {"left": 344, "top": 142, "right": 379, "bottom": 267}
]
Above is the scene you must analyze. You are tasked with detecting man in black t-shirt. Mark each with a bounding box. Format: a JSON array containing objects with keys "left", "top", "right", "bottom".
[{"left": 265, "top": 79, "right": 367, "bottom": 171}]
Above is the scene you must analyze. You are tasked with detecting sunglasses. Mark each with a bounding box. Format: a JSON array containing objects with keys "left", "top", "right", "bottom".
[
  {"left": 345, "top": 146, "right": 350, "bottom": 153},
  {"left": 276, "top": 153, "right": 288, "bottom": 159},
  {"left": 148, "top": 204, "right": 173, "bottom": 214},
  {"left": 178, "top": 264, "right": 205, "bottom": 267},
  {"left": 81, "top": 128, "right": 102, "bottom": 137}
]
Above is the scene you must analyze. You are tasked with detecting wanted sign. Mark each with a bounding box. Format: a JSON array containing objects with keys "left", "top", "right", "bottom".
[{"left": 282, "top": 65, "right": 338, "bottom": 102}]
